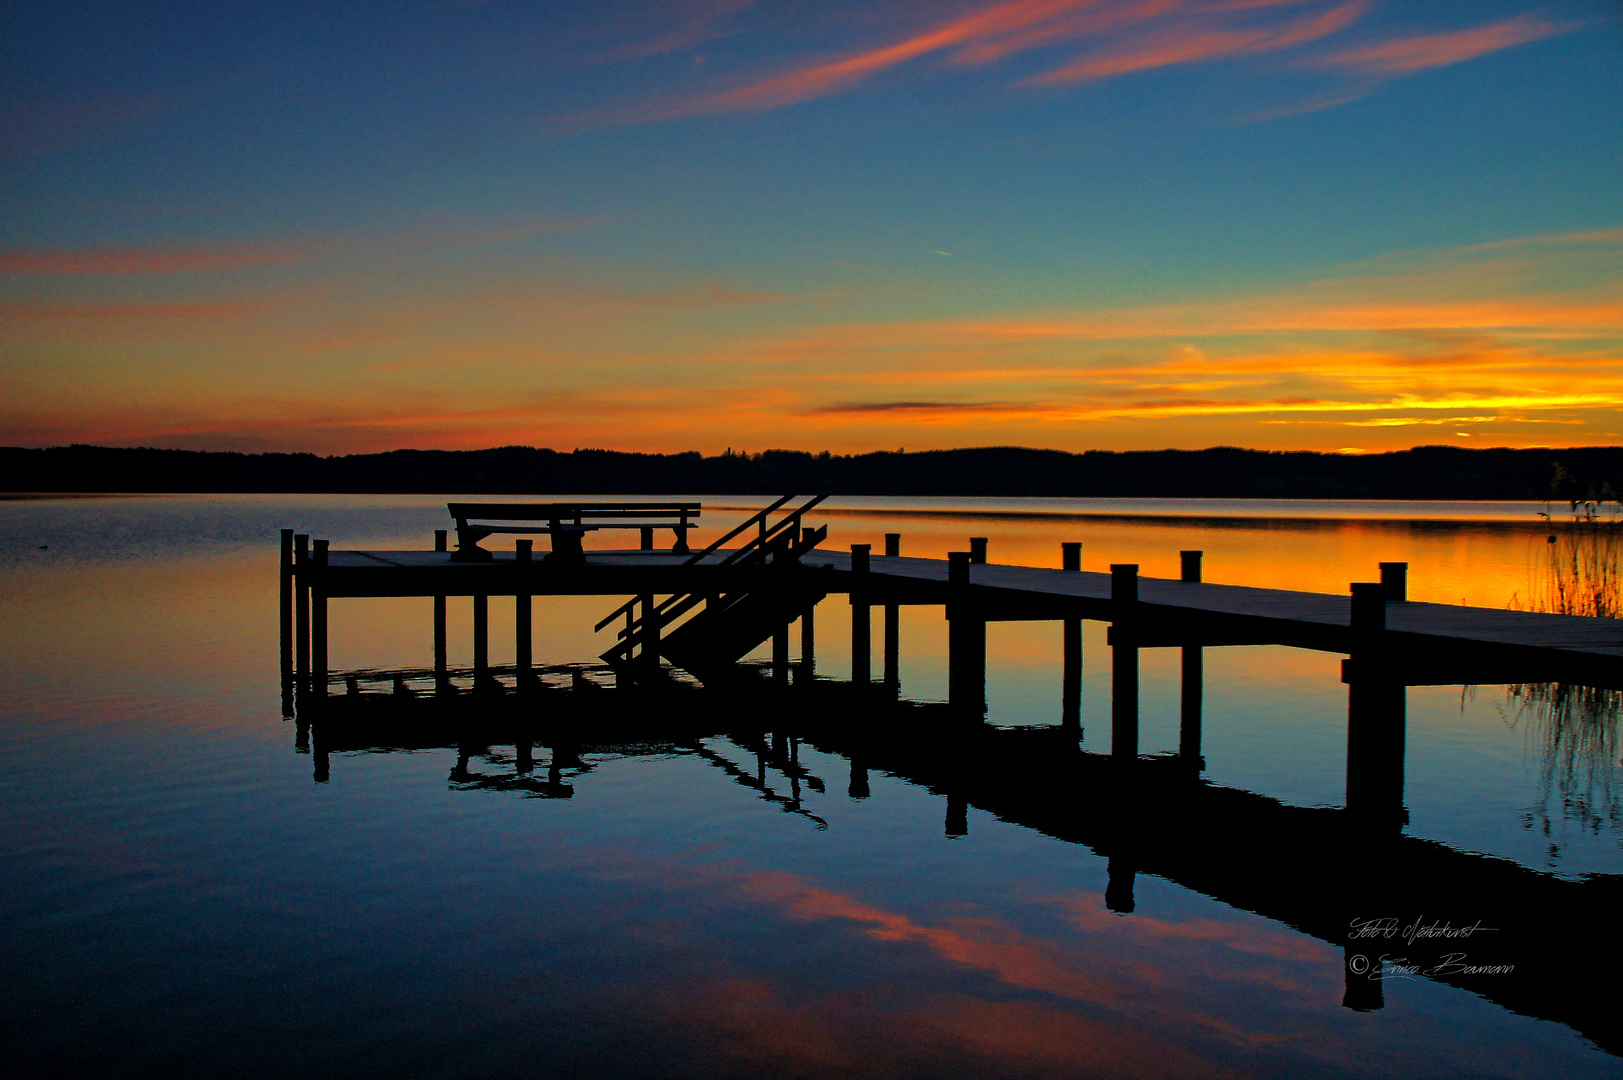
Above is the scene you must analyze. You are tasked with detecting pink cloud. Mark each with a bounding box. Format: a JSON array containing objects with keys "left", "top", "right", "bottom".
[{"left": 1312, "top": 14, "right": 1571, "bottom": 74}]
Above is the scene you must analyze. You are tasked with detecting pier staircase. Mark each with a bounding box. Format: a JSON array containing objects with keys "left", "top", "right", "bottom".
[{"left": 595, "top": 495, "right": 829, "bottom": 683}]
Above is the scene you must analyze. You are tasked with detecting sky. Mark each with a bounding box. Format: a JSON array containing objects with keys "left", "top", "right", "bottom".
[{"left": 1, "top": 0, "right": 1620, "bottom": 456}]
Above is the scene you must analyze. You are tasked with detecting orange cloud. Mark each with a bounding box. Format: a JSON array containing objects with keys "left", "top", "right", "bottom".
[
  {"left": 1312, "top": 14, "right": 1571, "bottom": 74},
  {"left": 0, "top": 242, "right": 310, "bottom": 275}
]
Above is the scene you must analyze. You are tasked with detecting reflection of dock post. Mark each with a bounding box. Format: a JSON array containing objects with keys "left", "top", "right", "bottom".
[
  {"left": 1105, "top": 854, "right": 1136, "bottom": 913},
  {"left": 799, "top": 600, "right": 816, "bottom": 684},
  {"left": 312, "top": 540, "right": 329, "bottom": 700},
  {"left": 848, "top": 757, "right": 870, "bottom": 799},
  {"left": 516, "top": 540, "right": 533, "bottom": 693},
  {"left": 294, "top": 534, "right": 310, "bottom": 692},
  {"left": 883, "top": 533, "right": 900, "bottom": 693},
  {"left": 433, "top": 530, "right": 448, "bottom": 694},
  {"left": 948, "top": 551, "right": 986, "bottom": 719},
  {"left": 850, "top": 544, "right": 871, "bottom": 687},
  {"left": 1062, "top": 542, "right": 1082, "bottom": 734},
  {"left": 1346, "top": 582, "right": 1406, "bottom": 833},
  {"left": 1110, "top": 564, "right": 1139, "bottom": 762}
]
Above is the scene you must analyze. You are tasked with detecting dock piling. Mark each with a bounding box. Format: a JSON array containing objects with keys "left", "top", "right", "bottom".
[
  {"left": 851, "top": 544, "right": 871, "bottom": 686},
  {"left": 969, "top": 537, "right": 988, "bottom": 564},
  {"left": 473, "top": 593, "right": 489, "bottom": 688},
  {"left": 883, "top": 533, "right": 900, "bottom": 692},
  {"left": 312, "top": 540, "right": 329, "bottom": 699},
  {"left": 295, "top": 534, "right": 310, "bottom": 689},
  {"left": 1110, "top": 565, "right": 1139, "bottom": 762},
  {"left": 773, "top": 621, "right": 790, "bottom": 686},
  {"left": 947, "top": 551, "right": 986, "bottom": 718},
  {"left": 516, "top": 540, "right": 533, "bottom": 690},
  {"left": 1062, "top": 542, "right": 1082, "bottom": 732},
  {"left": 1181, "top": 550, "right": 1203, "bottom": 583},
  {"left": 433, "top": 530, "right": 448, "bottom": 693},
  {"left": 1380, "top": 562, "right": 1408, "bottom": 602},
  {"left": 1180, "top": 645, "right": 1203, "bottom": 772},
  {"left": 799, "top": 600, "right": 816, "bottom": 684}
]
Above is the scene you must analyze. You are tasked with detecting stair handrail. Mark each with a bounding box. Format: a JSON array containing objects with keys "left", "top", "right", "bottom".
[{"left": 684, "top": 494, "right": 798, "bottom": 566}]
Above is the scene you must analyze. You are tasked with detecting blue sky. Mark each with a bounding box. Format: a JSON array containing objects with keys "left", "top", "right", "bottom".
[{"left": 2, "top": 0, "right": 1620, "bottom": 453}]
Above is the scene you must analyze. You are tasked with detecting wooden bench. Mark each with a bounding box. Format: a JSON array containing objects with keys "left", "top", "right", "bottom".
[{"left": 447, "top": 502, "right": 701, "bottom": 563}]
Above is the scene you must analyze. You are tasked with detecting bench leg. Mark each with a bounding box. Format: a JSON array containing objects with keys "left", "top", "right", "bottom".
[{"left": 546, "top": 531, "right": 586, "bottom": 564}]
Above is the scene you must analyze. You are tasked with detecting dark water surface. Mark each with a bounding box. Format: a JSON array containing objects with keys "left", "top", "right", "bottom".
[{"left": 3, "top": 495, "right": 1620, "bottom": 1078}]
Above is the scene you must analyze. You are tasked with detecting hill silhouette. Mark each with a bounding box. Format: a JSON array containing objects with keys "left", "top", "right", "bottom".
[{"left": 4, "top": 443, "right": 1621, "bottom": 501}]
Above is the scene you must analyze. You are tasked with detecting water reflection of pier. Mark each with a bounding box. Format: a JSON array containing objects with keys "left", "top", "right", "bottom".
[{"left": 296, "top": 684, "right": 1623, "bottom": 1056}]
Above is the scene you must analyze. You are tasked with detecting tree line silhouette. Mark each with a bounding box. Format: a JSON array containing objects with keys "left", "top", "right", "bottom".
[{"left": 5, "top": 443, "right": 1621, "bottom": 499}]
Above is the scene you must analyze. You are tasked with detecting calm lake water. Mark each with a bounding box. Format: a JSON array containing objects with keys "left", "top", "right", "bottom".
[{"left": 3, "top": 494, "right": 1620, "bottom": 1077}]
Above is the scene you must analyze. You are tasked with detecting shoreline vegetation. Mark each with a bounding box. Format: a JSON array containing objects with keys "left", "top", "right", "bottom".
[
  {"left": 5, "top": 443, "right": 1623, "bottom": 499},
  {"left": 1503, "top": 472, "right": 1623, "bottom": 850}
]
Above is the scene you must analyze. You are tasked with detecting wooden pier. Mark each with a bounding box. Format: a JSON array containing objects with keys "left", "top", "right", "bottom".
[{"left": 281, "top": 495, "right": 1623, "bottom": 837}]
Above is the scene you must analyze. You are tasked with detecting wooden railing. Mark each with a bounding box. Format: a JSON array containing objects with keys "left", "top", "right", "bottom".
[{"left": 594, "top": 495, "right": 828, "bottom": 666}]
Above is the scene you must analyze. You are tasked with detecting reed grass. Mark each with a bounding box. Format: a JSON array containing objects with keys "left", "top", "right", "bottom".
[{"left": 1498, "top": 465, "right": 1623, "bottom": 856}]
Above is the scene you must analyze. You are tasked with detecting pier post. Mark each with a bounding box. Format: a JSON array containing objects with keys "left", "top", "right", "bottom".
[
  {"left": 799, "top": 599, "right": 816, "bottom": 684},
  {"left": 295, "top": 534, "right": 310, "bottom": 690},
  {"left": 1181, "top": 550, "right": 1203, "bottom": 583},
  {"left": 850, "top": 544, "right": 871, "bottom": 687},
  {"left": 969, "top": 537, "right": 988, "bottom": 564},
  {"left": 773, "top": 620, "right": 790, "bottom": 686},
  {"left": 473, "top": 593, "right": 489, "bottom": 688},
  {"left": 1180, "top": 646, "right": 1203, "bottom": 772},
  {"left": 279, "top": 529, "right": 293, "bottom": 668},
  {"left": 640, "top": 527, "right": 654, "bottom": 551},
  {"left": 312, "top": 540, "right": 329, "bottom": 699},
  {"left": 948, "top": 551, "right": 986, "bottom": 719},
  {"left": 640, "top": 593, "right": 659, "bottom": 676},
  {"left": 1110, "top": 565, "right": 1139, "bottom": 762},
  {"left": 516, "top": 540, "right": 533, "bottom": 692},
  {"left": 1062, "top": 543, "right": 1082, "bottom": 734},
  {"left": 883, "top": 533, "right": 900, "bottom": 693},
  {"left": 1346, "top": 582, "right": 1406, "bottom": 832},
  {"left": 433, "top": 530, "right": 448, "bottom": 693},
  {"left": 1379, "top": 562, "right": 1408, "bottom": 602}
]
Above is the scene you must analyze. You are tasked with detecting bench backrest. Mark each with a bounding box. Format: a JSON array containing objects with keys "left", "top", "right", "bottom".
[{"left": 448, "top": 502, "right": 700, "bottom": 523}]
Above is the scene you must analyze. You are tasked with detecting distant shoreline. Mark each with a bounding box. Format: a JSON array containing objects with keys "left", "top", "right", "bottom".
[{"left": 3, "top": 443, "right": 1619, "bottom": 501}]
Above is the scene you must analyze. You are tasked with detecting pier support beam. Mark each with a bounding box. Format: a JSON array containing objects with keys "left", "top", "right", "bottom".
[
  {"left": 516, "top": 540, "right": 533, "bottom": 692},
  {"left": 473, "top": 593, "right": 489, "bottom": 688},
  {"left": 312, "top": 540, "right": 329, "bottom": 700},
  {"left": 279, "top": 529, "right": 294, "bottom": 715},
  {"left": 799, "top": 600, "right": 816, "bottom": 684},
  {"left": 1062, "top": 542, "right": 1082, "bottom": 734},
  {"left": 1110, "top": 564, "right": 1139, "bottom": 762},
  {"left": 433, "top": 530, "right": 448, "bottom": 694},
  {"left": 883, "top": 533, "right": 900, "bottom": 693},
  {"left": 948, "top": 551, "right": 986, "bottom": 719},
  {"left": 295, "top": 534, "right": 310, "bottom": 692},
  {"left": 773, "top": 620, "right": 790, "bottom": 686},
  {"left": 1346, "top": 582, "right": 1407, "bottom": 833},
  {"left": 850, "top": 544, "right": 871, "bottom": 687},
  {"left": 1180, "top": 647, "right": 1203, "bottom": 771},
  {"left": 640, "top": 593, "right": 659, "bottom": 677}
]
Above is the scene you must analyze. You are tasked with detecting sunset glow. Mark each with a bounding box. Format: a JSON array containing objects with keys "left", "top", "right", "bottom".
[{"left": 2, "top": 1, "right": 1618, "bottom": 454}]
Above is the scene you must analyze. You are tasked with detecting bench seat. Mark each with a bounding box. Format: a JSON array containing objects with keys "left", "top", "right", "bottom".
[{"left": 448, "top": 502, "right": 702, "bottom": 563}]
